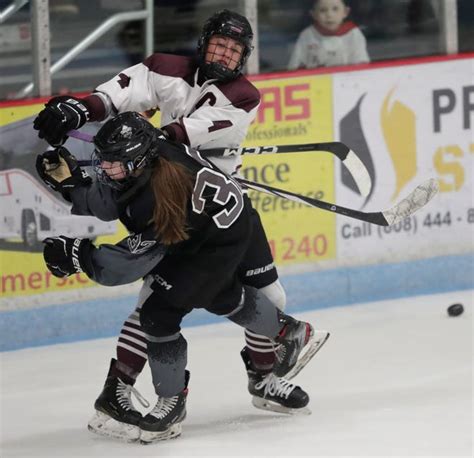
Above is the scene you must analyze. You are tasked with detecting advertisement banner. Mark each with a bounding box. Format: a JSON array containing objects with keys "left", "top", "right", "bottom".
[
  {"left": 0, "top": 103, "right": 123, "bottom": 300},
  {"left": 0, "top": 74, "right": 337, "bottom": 301},
  {"left": 242, "top": 75, "right": 336, "bottom": 266},
  {"left": 333, "top": 58, "right": 474, "bottom": 264}
]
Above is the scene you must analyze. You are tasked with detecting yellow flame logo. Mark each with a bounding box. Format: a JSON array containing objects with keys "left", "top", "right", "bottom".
[{"left": 381, "top": 88, "right": 417, "bottom": 200}]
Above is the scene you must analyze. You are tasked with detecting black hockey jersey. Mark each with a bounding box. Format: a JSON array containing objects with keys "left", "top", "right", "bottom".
[{"left": 69, "top": 140, "right": 252, "bottom": 287}]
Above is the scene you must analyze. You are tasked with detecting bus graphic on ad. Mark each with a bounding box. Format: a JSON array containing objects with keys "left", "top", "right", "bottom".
[{"left": 0, "top": 169, "right": 116, "bottom": 250}]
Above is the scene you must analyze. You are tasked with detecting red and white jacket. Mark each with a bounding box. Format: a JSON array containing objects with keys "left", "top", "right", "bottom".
[{"left": 288, "top": 21, "right": 370, "bottom": 70}]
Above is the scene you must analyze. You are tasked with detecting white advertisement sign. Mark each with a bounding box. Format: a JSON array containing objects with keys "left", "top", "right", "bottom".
[{"left": 333, "top": 58, "right": 474, "bottom": 265}]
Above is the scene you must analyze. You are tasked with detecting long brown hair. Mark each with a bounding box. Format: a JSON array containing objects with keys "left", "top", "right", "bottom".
[{"left": 150, "top": 158, "right": 195, "bottom": 245}]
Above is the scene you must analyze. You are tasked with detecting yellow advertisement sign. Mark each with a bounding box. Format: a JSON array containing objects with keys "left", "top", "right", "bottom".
[
  {"left": 242, "top": 75, "right": 335, "bottom": 266},
  {"left": 1, "top": 73, "right": 335, "bottom": 298},
  {"left": 0, "top": 102, "right": 126, "bottom": 298}
]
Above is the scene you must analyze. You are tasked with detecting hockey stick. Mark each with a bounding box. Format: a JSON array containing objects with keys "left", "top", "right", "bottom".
[
  {"left": 203, "top": 143, "right": 371, "bottom": 197},
  {"left": 68, "top": 130, "right": 371, "bottom": 197},
  {"left": 68, "top": 129, "right": 94, "bottom": 143},
  {"left": 238, "top": 177, "right": 439, "bottom": 226},
  {"left": 63, "top": 130, "right": 437, "bottom": 225}
]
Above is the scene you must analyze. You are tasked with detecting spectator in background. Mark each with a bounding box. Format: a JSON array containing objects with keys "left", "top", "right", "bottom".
[{"left": 288, "top": 0, "right": 370, "bottom": 70}]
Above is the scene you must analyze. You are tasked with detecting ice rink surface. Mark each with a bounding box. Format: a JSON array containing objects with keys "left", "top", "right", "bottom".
[{"left": 1, "top": 289, "right": 472, "bottom": 457}]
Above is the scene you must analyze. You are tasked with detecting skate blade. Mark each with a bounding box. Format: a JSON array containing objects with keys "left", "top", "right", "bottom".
[
  {"left": 285, "top": 330, "right": 330, "bottom": 380},
  {"left": 139, "top": 423, "right": 182, "bottom": 444},
  {"left": 87, "top": 410, "right": 140, "bottom": 442},
  {"left": 252, "top": 396, "right": 311, "bottom": 415}
]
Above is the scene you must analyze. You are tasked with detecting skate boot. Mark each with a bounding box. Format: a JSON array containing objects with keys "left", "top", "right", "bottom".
[
  {"left": 241, "top": 348, "right": 311, "bottom": 414},
  {"left": 139, "top": 371, "right": 190, "bottom": 444},
  {"left": 88, "top": 359, "right": 149, "bottom": 442},
  {"left": 274, "top": 313, "right": 330, "bottom": 379}
]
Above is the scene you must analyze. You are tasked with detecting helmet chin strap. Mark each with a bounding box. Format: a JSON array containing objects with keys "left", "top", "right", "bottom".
[
  {"left": 126, "top": 161, "right": 136, "bottom": 172},
  {"left": 203, "top": 62, "right": 236, "bottom": 82},
  {"left": 116, "top": 168, "right": 153, "bottom": 204}
]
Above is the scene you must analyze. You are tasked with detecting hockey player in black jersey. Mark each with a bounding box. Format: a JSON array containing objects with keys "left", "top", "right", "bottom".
[
  {"left": 36, "top": 112, "right": 322, "bottom": 443},
  {"left": 33, "top": 8, "right": 330, "bottom": 429}
]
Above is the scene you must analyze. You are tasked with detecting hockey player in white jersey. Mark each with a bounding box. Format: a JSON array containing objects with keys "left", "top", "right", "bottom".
[{"left": 33, "top": 9, "right": 330, "bottom": 437}]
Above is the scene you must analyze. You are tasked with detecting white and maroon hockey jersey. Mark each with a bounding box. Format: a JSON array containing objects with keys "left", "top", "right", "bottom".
[{"left": 85, "top": 54, "right": 261, "bottom": 175}]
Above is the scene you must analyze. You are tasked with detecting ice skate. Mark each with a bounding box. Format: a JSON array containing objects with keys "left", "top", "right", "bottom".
[
  {"left": 88, "top": 361, "right": 149, "bottom": 442},
  {"left": 139, "top": 371, "right": 189, "bottom": 444},
  {"left": 241, "top": 348, "right": 311, "bottom": 415},
  {"left": 274, "top": 314, "right": 330, "bottom": 379}
]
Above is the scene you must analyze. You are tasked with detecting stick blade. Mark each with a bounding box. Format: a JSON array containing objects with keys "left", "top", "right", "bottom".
[
  {"left": 343, "top": 150, "right": 372, "bottom": 197},
  {"left": 382, "top": 178, "right": 439, "bottom": 225}
]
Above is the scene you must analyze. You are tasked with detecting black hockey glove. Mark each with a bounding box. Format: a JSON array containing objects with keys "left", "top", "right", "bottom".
[
  {"left": 43, "top": 236, "right": 93, "bottom": 278},
  {"left": 36, "top": 147, "right": 92, "bottom": 201},
  {"left": 33, "top": 95, "right": 90, "bottom": 146}
]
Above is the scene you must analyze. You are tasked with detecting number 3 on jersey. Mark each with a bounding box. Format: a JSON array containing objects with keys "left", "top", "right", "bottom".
[{"left": 192, "top": 168, "right": 244, "bottom": 228}]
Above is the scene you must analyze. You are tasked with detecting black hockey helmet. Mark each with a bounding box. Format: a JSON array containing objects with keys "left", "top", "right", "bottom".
[
  {"left": 197, "top": 9, "right": 253, "bottom": 82},
  {"left": 93, "top": 112, "right": 164, "bottom": 188}
]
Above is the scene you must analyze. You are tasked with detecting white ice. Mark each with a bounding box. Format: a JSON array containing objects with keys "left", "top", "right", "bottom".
[{"left": 1, "top": 290, "right": 472, "bottom": 457}]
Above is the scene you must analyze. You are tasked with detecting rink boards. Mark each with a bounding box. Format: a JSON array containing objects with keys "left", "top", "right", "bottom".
[{"left": 0, "top": 54, "right": 473, "bottom": 350}]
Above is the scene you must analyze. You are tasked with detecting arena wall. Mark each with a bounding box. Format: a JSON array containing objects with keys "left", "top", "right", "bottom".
[{"left": 1, "top": 54, "right": 472, "bottom": 351}]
